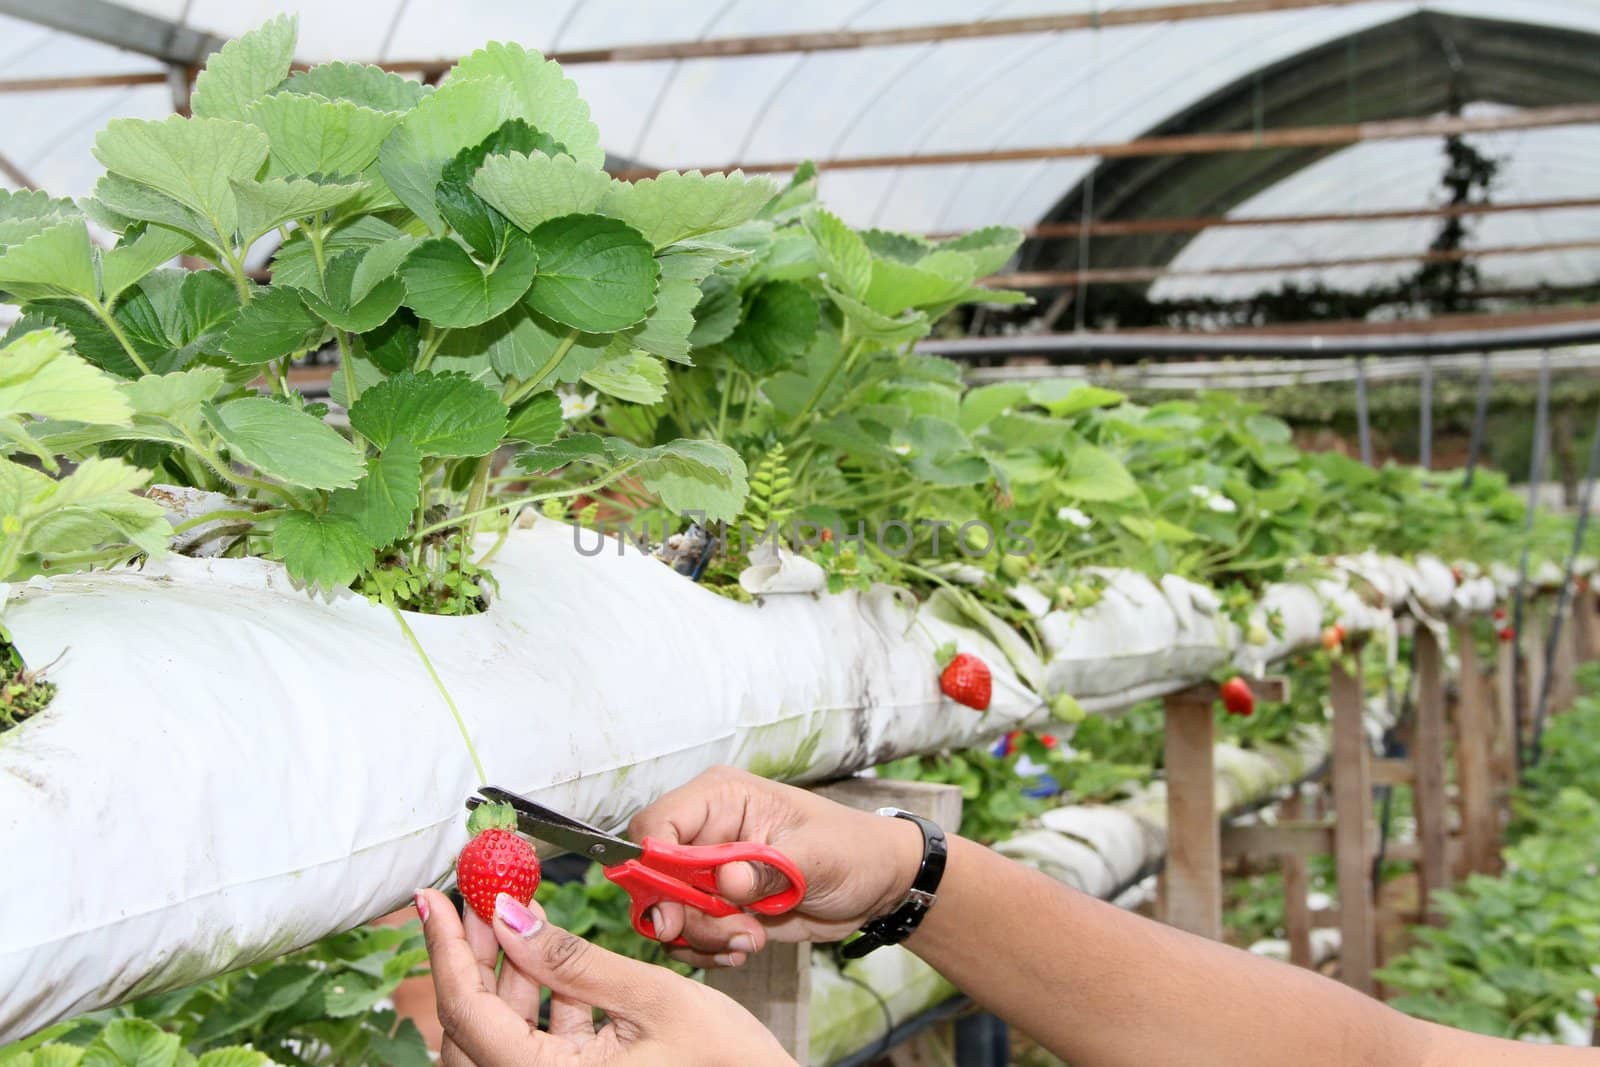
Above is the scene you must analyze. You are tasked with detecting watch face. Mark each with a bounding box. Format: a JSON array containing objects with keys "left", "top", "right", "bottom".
[{"left": 874, "top": 805, "right": 908, "bottom": 818}]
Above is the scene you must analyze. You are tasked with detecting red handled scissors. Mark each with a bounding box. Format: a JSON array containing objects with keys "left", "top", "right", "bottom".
[{"left": 466, "top": 785, "right": 807, "bottom": 945}]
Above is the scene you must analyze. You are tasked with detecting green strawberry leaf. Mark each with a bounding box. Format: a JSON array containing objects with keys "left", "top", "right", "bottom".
[
  {"left": 605, "top": 437, "right": 748, "bottom": 523},
  {"left": 505, "top": 391, "right": 562, "bottom": 445},
  {"left": 580, "top": 348, "right": 666, "bottom": 404},
  {"left": 347, "top": 370, "right": 508, "bottom": 457},
  {"left": 627, "top": 252, "right": 717, "bottom": 364},
  {"left": 270, "top": 215, "right": 405, "bottom": 291},
  {"left": 471, "top": 151, "right": 609, "bottom": 233},
  {"left": 687, "top": 273, "right": 741, "bottom": 347},
  {"left": 806, "top": 209, "right": 871, "bottom": 298},
  {"left": 331, "top": 437, "right": 422, "bottom": 547},
  {"left": 600, "top": 170, "right": 777, "bottom": 248},
  {"left": 100, "top": 225, "right": 193, "bottom": 305},
  {"left": 400, "top": 235, "right": 537, "bottom": 329},
  {"left": 205, "top": 396, "right": 363, "bottom": 490},
  {"left": 93, "top": 116, "right": 271, "bottom": 239},
  {"left": 377, "top": 75, "right": 517, "bottom": 232},
  {"left": 1056, "top": 444, "right": 1139, "bottom": 502},
  {"left": 361, "top": 310, "right": 420, "bottom": 373},
  {"left": 221, "top": 286, "right": 327, "bottom": 365},
  {"left": 0, "top": 327, "right": 132, "bottom": 426},
  {"left": 0, "top": 219, "right": 97, "bottom": 302},
  {"left": 299, "top": 247, "right": 409, "bottom": 333},
  {"left": 90, "top": 174, "right": 221, "bottom": 251},
  {"left": 825, "top": 285, "right": 929, "bottom": 345},
  {"left": 277, "top": 62, "right": 430, "bottom": 112},
  {"left": 436, "top": 120, "right": 566, "bottom": 259},
  {"left": 862, "top": 252, "right": 971, "bottom": 316},
  {"left": 271, "top": 509, "right": 371, "bottom": 591},
  {"left": 245, "top": 91, "right": 403, "bottom": 178},
  {"left": 710, "top": 280, "right": 818, "bottom": 375},
  {"left": 110, "top": 270, "right": 240, "bottom": 375},
  {"left": 190, "top": 14, "right": 298, "bottom": 123},
  {"left": 193, "top": 1051, "right": 272, "bottom": 1067},
  {"left": 120, "top": 367, "right": 226, "bottom": 431},
  {"left": 514, "top": 432, "right": 606, "bottom": 474},
  {"left": 80, "top": 1019, "right": 182, "bottom": 1067},
  {"left": 525, "top": 215, "right": 658, "bottom": 333},
  {"left": 860, "top": 228, "right": 934, "bottom": 264},
  {"left": 232, "top": 176, "right": 367, "bottom": 244},
  {"left": 450, "top": 43, "right": 603, "bottom": 169},
  {"left": 936, "top": 225, "right": 1024, "bottom": 277}
]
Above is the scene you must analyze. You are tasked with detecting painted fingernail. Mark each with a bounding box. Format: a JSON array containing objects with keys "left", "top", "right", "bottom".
[
  {"left": 413, "top": 891, "right": 430, "bottom": 923},
  {"left": 495, "top": 893, "right": 543, "bottom": 937},
  {"left": 729, "top": 933, "right": 756, "bottom": 954}
]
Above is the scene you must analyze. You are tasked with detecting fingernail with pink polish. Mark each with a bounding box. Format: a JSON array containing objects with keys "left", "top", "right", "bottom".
[
  {"left": 495, "top": 893, "right": 543, "bottom": 937},
  {"left": 413, "top": 891, "right": 430, "bottom": 922}
]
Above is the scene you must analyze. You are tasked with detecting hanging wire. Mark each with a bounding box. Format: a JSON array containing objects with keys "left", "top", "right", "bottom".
[
  {"left": 1418, "top": 355, "right": 1433, "bottom": 469},
  {"left": 1528, "top": 398, "right": 1600, "bottom": 763},
  {"left": 1463, "top": 352, "right": 1492, "bottom": 488},
  {"left": 1510, "top": 350, "right": 1552, "bottom": 771},
  {"left": 1355, "top": 357, "right": 1374, "bottom": 466}
]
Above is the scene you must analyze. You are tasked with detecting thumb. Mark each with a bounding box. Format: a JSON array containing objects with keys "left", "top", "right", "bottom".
[{"left": 491, "top": 893, "right": 674, "bottom": 1021}]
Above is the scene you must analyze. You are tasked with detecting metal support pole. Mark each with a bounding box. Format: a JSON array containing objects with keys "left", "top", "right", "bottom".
[
  {"left": 1530, "top": 399, "right": 1600, "bottom": 761},
  {"left": 1511, "top": 351, "right": 1552, "bottom": 769},
  {"left": 1463, "top": 352, "right": 1491, "bottom": 488},
  {"left": 1355, "top": 357, "right": 1374, "bottom": 466}
]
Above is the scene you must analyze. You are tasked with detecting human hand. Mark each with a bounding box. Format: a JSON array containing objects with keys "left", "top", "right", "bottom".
[
  {"left": 416, "top": 888, "right": 796, "bottom": 1066},
  {"left": 628, "top": 766, "right": 924, "bottom": 967}
]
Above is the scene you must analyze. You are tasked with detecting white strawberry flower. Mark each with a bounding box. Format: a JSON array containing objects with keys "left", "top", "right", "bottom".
[
  {"left": 891, "top": 443, "right": 912, "bottom": 456},
  {"left": 1207, "top": 492, "right": 1237, "bottom": 514},
  {"left": 1057, "top": 506, "right": 1092, "bottom": 529},
  {"left": 559, "top": 389, "right": 597, "bottom": 420}
]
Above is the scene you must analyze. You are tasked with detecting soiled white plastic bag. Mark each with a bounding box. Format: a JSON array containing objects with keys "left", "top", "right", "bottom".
[{"left": 0, "top": 521, "right": 1043, "bottom": 1041}]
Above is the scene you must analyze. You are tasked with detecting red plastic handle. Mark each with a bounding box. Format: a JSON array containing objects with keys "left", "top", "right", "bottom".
[{"left": 606, "top": 837, "right": 808, "bottom": 944}]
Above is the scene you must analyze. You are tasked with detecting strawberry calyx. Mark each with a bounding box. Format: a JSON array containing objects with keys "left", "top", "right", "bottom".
[
  {"left": 934, "top": 641, "right": 958, "bottom": 669},
  {"left": 467, "top": 800, "right": 519, "bottom": 836}
]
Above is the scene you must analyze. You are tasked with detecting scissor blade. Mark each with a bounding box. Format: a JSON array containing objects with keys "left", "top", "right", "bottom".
[{"left": 471, "top": 786, "right": 642, "bottom": 865}]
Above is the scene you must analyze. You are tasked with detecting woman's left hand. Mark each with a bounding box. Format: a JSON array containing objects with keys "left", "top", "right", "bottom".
[{"left": 415, "top": 888, "right": 797, "bottom": 1066}]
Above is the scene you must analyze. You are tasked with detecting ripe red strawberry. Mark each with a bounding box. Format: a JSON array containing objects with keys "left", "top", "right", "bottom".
[
  {"left": 1497, "top": 626, "right": 1516, "bottom": 643},
  {"left": 1320, "top": 624, "right": 1345, "bottom": 652},
  {"left": 1493, "top": 606, "right": 1507, "bottom": 622},
  {"left": 457, "top": 804, "right": 541, "bottom": 924},
  {"left": 1039, "top": 733, "right": 1058, "bottom": 749},
  {"left": 938, "top": 649, "right": 992, "bottom": 710},
  {"left": 1219, "top": 677, "right": 1255, "bottom": 717}
]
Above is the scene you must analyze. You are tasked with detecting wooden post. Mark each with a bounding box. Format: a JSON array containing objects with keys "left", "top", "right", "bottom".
[
  {"left": 1330, "top": 655, "right": 1377, "bottom": 995},
  {"left": 1525, "top": 606, "right": 1547, "bottom": 740},
  {"left": 1281, "top": 791, "right": 1314, "bottom": 969},
  {"left": 1574, "top": 588, "right": 1599, "bottom": 662},
  {"left": 1411, "top": 626, "right": 1451, "bottom": 919},
  {"left": 1158, "top": 677, "right": 1287, "bottom": 940},
  {"left": 1551, "top": 596, "right": 1581, "bottom": 714},
  {"left": 1452, "top": 622, "right": 1501, "bottom": 876},
  {"left": 1493, "top": 632, "right": 1519, "bottom": 797},
  {"left": 1161, "top": 689, "right": 1221, "bottom": 939}
]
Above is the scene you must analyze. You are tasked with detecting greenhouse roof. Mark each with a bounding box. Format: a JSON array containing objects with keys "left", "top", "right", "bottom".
[{"left": 0, "top": 0, "right": 1596, "bottom": 311}]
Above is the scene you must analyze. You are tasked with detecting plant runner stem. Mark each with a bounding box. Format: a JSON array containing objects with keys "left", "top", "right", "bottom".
[
  {"left": 413, "top": 462, "right": 640, "bottom": 540},
  {"left": 84, "top": 299, "right": 152, "bottom": 376},
  {"left": 504, "top": 330, "right": 580, "bottom": 408},
  {"left": 388, "top": 602, "right": 487, "bottom": 785}
]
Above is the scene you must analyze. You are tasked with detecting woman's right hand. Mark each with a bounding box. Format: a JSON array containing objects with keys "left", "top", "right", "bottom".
[{"left": 627, "top": 766, "right": 925, "bottom": 967}]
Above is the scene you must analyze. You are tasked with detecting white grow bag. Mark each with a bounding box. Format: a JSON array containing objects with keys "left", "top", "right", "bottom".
[{"left": 0, "top": 521, "right": 1048, "bottom": 1041}]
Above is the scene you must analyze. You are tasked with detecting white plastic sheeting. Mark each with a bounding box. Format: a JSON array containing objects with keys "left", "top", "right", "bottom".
[
  {"left": 0, "top": 518, "right": 1508, "bottom": 1041},
  {"left": 0, "top": 519, "right": 1045, "bottom": 1041}
]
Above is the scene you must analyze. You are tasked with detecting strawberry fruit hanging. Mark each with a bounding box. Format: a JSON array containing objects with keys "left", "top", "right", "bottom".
[
  {"left": 456, "top": 801, "right": 541, "bottom": 923},
  {"left": 936, "top": 644, "right": 992, "bottom": 711}
]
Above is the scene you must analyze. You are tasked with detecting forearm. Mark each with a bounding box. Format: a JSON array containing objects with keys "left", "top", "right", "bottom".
[{"left": 902, "top": 837, "right": 1580, "bottom": 1067}]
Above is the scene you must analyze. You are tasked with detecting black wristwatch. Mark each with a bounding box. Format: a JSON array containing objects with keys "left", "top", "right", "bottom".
[{"left": 839, "top": 807, "right": 947, "bottom": 959}]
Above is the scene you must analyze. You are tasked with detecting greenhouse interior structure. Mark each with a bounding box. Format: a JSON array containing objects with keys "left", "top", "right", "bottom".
[{"left": 5, "top": 0, "right": 1600, "bottom": 1063}]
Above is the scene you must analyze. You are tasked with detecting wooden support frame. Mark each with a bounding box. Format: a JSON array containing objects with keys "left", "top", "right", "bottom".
[
  {"left": 609, "top": 104, "right": 1600, "bottom": 180},
  {"left": 1493, "top": 634, "right": 1519, "bottom": 798},
  {"left": 987, "top": 238, "right": 1600, "bottom": 289},
  {"left": 1573, "top": 588, "right": 1600, "bottom": 663},
  {"left": 1330, "top": 655, "right": 1377, "bottom": 995},
  {"left": 1159, "top": 676, "right": 1288, "bottom": 939},
  {"left": 707, "top": 777, "right": 963, "bottom": 1061},
  {"left": 1411, "top": 626, "right": 1451, "bottom": 920},
  {"left": 1280, "top": 791, "right": 1316, "bottom": 969},
  {"left": 1452, "top": 622, "right": 1501, "bottom": 877}
]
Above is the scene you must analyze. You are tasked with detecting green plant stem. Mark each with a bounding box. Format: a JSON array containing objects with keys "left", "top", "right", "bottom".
[
  {"left": 413, "top": 462, "right": 639, "bottom": 540},
  {"left": 504, "top": 330, "right": 579, "bottom": 408},
  {"left": 417, "top": 326, "right": 446, "bottom": 371},
  {"left": 167, "top": 508, "right": 275, "bottom": 535},
  {"left": 784, "top": 337, "right": 865, "bottom": 434},
  {"left": 388, "top": 602, "right": 486, "bottom": 785},
  {"left": 335, "top": 330, "right": 363, "bottom": 415},
  {"left": 180, "top": 432, "right": 298, "bottom": 504},
  {"left": 83, "top": 299, "right": 152, "bottom": 376},
  {"left": 461, "top": 455, "right": 493, "bottom": 541}
]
